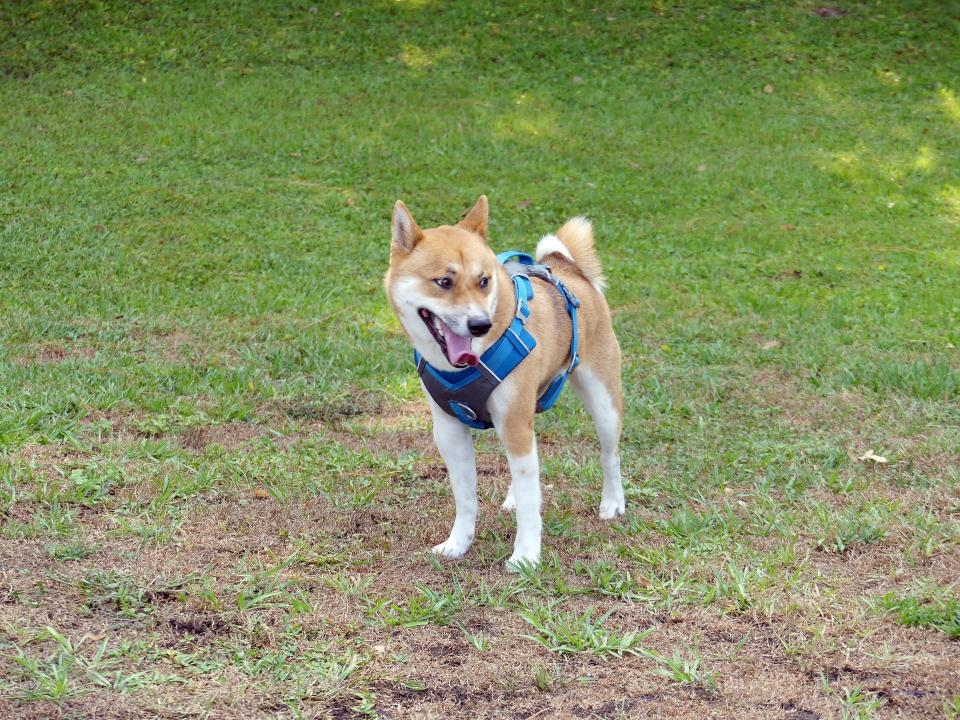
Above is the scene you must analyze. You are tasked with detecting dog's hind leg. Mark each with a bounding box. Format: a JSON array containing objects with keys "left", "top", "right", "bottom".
[
  {"left": 428, "top": 397, "right": 478, "bottom": 558},
  {"left": 570, "top": 363, "right": 625, "bottom": 519}
]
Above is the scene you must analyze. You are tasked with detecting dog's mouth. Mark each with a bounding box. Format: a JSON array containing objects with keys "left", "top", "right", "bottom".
[{"left": 418, "top": 308, "right": 478, "bottom": 368}]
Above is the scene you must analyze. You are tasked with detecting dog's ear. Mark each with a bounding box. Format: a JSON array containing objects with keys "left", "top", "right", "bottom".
[
  {"left": 457, "top": 195, "right": 488, "bottom": 241},
  {"left": 392, "top": 200, "right": 423, "bottom": 253}
]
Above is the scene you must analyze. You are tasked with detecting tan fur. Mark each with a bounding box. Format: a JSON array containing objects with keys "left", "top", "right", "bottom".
[
  {"left": 384, "top": 196, "right": 513, "bottom": 365},
  {"left": 386, "top": 201, "right": 621, "bottom": 448},
  {"left": 499, "top": 250, "right": 621, "bottom": 453},
  {"left": 552, "top": 216, "right": 607, "bottom": 291},
  {"left": 386, "top": 197, "right": 625, "bottom": 563}
]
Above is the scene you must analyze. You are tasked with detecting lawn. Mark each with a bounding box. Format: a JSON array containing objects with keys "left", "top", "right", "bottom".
[{"left": 1, "top": 1, "right": 959, "bottom": 717}]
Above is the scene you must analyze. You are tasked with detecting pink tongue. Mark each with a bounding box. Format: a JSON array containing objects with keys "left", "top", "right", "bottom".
[{"left": 442, "top": 321, "right": 478, "bottom": 367}]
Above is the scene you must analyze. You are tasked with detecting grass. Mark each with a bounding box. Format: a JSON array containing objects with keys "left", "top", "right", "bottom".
[
  {"left": 877, "top": 583, "right": 960, "bottom": 640},
  {"left": 827, "top": 682, "right": 887, "bottom": 720},
  {"left": 644, "top": 648, "right": 717, "bottom": 693},
  {"left": 520, "top": 601, "right": 651, "bottom": 658},
  {"left": 1, "top": 0, "right": 959, "bottom": 717}
]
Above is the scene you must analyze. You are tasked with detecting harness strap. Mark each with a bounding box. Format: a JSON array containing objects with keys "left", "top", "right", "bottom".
[{"left": 416, "top": 250, "right": 580, "bottom": 429}]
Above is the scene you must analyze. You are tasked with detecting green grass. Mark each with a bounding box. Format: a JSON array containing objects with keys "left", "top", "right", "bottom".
[
  {"left": 1, "top": 0, "right": 959, "bottom": 717},
  {"left": 644, "top": 648, "right": 717, "bottom": 692},
  {"left": 878, "top": 583, "right": 960, "bottom": 639},
  {"left": 520, "top": 601, "right": 651, "bottom": 658}
]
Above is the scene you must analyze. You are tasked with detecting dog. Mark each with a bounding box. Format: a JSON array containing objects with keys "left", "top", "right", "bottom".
[{"left": 384, "top": 195, "right": 624, "bottom": 569}]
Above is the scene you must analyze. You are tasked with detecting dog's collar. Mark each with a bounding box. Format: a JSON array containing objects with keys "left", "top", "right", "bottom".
[{"left": 414, "top": 250, "right": 580, "bottom": 430}]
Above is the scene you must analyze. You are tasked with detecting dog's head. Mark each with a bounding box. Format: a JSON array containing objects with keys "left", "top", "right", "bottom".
[{"left": 385, "top": 196, "right": 505, "bottom": 371}]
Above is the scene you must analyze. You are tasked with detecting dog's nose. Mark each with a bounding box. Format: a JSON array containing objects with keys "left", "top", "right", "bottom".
[{"left": 467, "top": 317, "right": 492, "bottom": 337}]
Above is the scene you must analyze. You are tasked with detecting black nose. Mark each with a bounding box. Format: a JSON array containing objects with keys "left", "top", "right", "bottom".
[{"left": 467, "top": 317, "right": 492, "bottom": 337}]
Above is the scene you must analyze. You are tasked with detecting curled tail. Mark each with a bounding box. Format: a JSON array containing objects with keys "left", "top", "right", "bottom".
[{"left": 535, "top": 216, "right": 606, "bottom": 292}]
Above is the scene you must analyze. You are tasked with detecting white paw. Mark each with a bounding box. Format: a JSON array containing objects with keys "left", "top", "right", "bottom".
[
  {"left": 598, "top": 499, "right": 625, "bottom": 520},
  {"left": 501, "top": 494, "right": 516, "bottom": 511},
  {"left": 431, "top": 538, "right": 471, "bottom": 558},
  {"left": 505, "top": 549, "right": 541, "bottom": 572}
]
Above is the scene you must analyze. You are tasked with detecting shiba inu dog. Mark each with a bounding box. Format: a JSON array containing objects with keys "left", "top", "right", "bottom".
[{"left": 384, "top": 196, "right": 624, "bottom": 569}]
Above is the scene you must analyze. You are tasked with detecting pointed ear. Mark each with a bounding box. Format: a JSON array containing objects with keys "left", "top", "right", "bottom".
[
  {"left": 392, "top": 200, "right": 423, "bottom": 253},
  {"left": 457, "top": 195, "right": 488, "bottom": 240}
]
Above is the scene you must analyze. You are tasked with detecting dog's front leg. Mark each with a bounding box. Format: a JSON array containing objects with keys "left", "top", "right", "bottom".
[
  {"left": 428, "top": 398, "right": 477, "bottom": 558},
  {"left": 491, "top": 386, "right": 541, "bottom": 571},
  {"left": 500, "top": 437, "right": 540, "bottom": 571}
]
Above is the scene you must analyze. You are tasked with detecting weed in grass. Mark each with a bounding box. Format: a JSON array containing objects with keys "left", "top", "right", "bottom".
[
  {"left": 877, "top": 585, "right": 960, "bottom": 639},
  {"left": 643, "top": 648, "right": 717, "bottom": 692},
  {"left": 543, "top": 510, "right": 577, "bottom": 539},
  {"left": 573, "top": 560, "right": 643, "bottom": 600},
  {"left": 11, "top": 638, "right": 75, "bottom": 701},
  {"left": 64, "top": 461, "right": 125, "bottom": 506},
  {"left": 813, "top": 502, "right": 890, "bottom": 553},
  {"left": 149, "top": 469, "right": 217, "bottom": 508},
  {"left": 190, "top": 577, "right": 225, "bottom": 613},
  {"left": 823, "top": 470, "right": 860, "bottom": 495},
  {"left": 657, "top": 505, "right": 738, "bottom": 553},
  {"left": 28, "top": 500, "right": 76, "bottom": 537},
  {"left": 76, "top": 570, "right": 187, "bottom": 620},
  {"left": 113, "top": 509, "right": 184, "bottom": 546},
  {"left": 705, "top": 562, "right": 768, "bottom": 611},
  {"left": 826, "top": 682, "right": 886, "bottom": 720},
  {"left": 472, "top": 577, "right": 525, "bottom": 609},
  {"left": 0, "top": 465, "right": 17, "bottom": 514},
  {"left": 513, "top": 555, "right": 578, "bottom": 598},
  {"left": 777, "top": 623, "right": 842, "bottom": 666},
  {"left": 520, "top": 601, "right": 651, "bottom": 658},
  {"left": 611, "top": 550, "right": 693, "bottom": 612},
  {"left": 285, "top": 539, "right": 352, "bottom": 571},
  {"left": 904, "top": 510, "right": 959, "bottom": 560},
  {"left": 350, "top": 689, "right": 378, "bottom": 717},
  {"left": 836, "top": 358, "right": 959, "bottom": 402},
  {"left": 326, "top": 572, "right": 374, "bottom": 600},
  {"left": 462, "top": 627, "right": 491, "bottom": 652},
  {"left": 47, "top": 541, "right": 96, "bottom": 561},
  {"left": 228, "top": 638, "right": 366, "bottom": 710},
  {"left": 233, "top": 561, "right": 299, "bottom": 612},
  {"left": 368, "top": 584, "right": 465, "bottom": 628},
  {"left": 531, "top": 662, "right": 569, "bottom": 693},
  {"left": 235, "top": 587, "right": 291, "bottom": 612},
  {"left": 944, "top": 696, "right": 960, "bottom": 720},
  {"left": 624, "top": 482, "right": 660, "bottom": 505},
  {"left": 8, "top": 626, "right": 168, "bottom": 700}
]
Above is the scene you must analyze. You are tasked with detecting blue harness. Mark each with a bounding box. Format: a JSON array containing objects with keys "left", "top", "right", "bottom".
[{"left": 414, "top": 250, "right": 580, "bottom": 430}]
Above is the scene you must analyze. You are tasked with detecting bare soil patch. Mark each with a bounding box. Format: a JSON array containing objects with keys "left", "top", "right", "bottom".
[{"left": 16, "top": 341, "right": 97, "bottom": 365}]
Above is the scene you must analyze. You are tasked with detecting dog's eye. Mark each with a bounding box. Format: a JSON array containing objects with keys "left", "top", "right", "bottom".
[
  {"left": 479, "top": 276, "right": 490, "bottom": 289},
  {"left": 435, "top": 277, "right": 453, "bottom": 290}
]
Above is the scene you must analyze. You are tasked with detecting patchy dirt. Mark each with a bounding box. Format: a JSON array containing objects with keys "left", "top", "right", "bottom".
[
  {"left": 16, "top": 341, "right": 97, "bottom": 365},
  {"left": 2, "top": 392, "right": 958, "bottom": 719},
  {"left": 153, "top": 329, "right": 198, "bottom": 363},
  {"left": 175, "top": 422, "right": 270, "bottom": 451},
  {"left": 813, "top": 6, "right": 847, "bottom": 19},
  {"left": 741, "top": 368, "right": 866, "bottom": 432}
]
